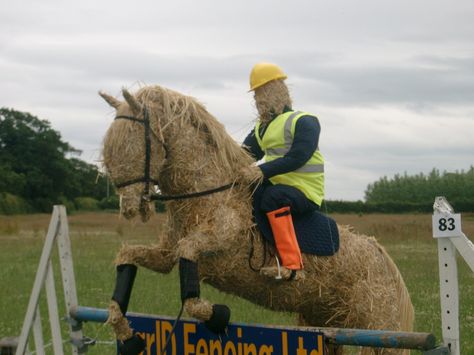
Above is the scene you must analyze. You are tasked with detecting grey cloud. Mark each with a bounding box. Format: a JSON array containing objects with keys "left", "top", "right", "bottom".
[
  {"left": 2, "top": 42, "right": 249, "bottom": 87},
  {"left": 290, "top": 55, "right": 474, "bottom": 108},
  {"left": 6, "top": 39, "right": 474, "bottom": 110},
  {"left": 2, "top": 0, "right": 474, "bottom": 201}
]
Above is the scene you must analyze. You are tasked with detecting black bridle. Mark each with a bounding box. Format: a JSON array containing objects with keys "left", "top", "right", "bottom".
[
  {"left": 113, "top": 105, "right": 234, "bottom": 202},
  {"left": 114, "top": 106, "right": 160, "bottom": 197}
]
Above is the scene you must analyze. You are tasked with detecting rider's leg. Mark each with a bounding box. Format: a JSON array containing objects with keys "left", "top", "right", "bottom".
[
  {"left": 266, "top": 206, "right": 303, "bottom": 271},
  {"left": 260, "top": 184, "right": 318, "bottom": 280}
]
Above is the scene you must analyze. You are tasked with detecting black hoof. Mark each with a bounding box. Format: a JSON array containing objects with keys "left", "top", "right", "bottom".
[
  {"left": 205, "top": 304, "right": 230, "bottom": 335},
  {"left": 118, "top": 333, "right": 145, "bottom": 355}
]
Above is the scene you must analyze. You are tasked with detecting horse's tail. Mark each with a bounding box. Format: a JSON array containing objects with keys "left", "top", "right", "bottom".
[
  {"left": 359, "top": 241, "right": 415, "bottom": 355},
  {"left": 381, "top": 244, "right": 414, "bottom": 332},
  {"left": 378, "top": 243, "right": 415, "bottom": 355}
]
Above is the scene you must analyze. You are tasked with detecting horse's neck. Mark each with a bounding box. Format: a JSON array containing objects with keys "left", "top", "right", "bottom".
[
  {"left": 153, "top": 111, "right": 254, "bottom": 244},
  {"left": 158, "top": 123, "right": 229, "bottom": 194}
]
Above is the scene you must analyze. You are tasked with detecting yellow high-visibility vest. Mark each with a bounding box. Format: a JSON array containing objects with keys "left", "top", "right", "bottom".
[{"left": 255, "top": 111, "right": 325, "bottom": 206}]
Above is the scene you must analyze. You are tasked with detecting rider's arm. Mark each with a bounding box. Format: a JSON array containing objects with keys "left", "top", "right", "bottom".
[
  {"left": 258, "top": 115, "right": 320, "bottom": 179},
  {"left": 242, "top": 128, "right": 265, "bottom": 161}
]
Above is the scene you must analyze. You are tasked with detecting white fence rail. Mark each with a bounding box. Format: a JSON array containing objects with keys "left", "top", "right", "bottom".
[
  {"left": 432, "top": 196, "right": 474, "bottom": 355},
  {"left": 15, "top": 206, "right": 84, "bottom": 355}
]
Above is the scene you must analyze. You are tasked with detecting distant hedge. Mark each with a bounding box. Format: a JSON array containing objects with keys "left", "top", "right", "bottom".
[
  {"left": 0, "top": 193, "right": 169, "bottom": 215},
  {"left": 0, "top": 193, "right": 31, "bottom": 215},
  {"left": 1, "top": 193, "right": 471, "bottom": 216},
  {"left": 323, "top": 199, "right": 474, "bottom": 214},
  {"left": 99, "top": 196, "right": 120, "bottom": 210},
  {"left": 74, "top": 197, "right": 100, "bottom": 211}
]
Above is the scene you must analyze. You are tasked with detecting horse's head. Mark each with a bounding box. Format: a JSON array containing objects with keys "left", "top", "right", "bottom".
[{"left": 100, "top": 89, "right": 167, "bottom": 222}]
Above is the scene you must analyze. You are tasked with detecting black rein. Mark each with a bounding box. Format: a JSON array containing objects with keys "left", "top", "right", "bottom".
[
  {"left": 147, "top": 183, "right": 235, "bottom": 201},
  {"left": 113, "top": 105, "right": 235, "bottom": 201}
]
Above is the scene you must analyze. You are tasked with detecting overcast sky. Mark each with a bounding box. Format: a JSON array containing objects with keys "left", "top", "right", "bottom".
[{"left": 1, "top": 0, "right": 473, "bottom": 201}]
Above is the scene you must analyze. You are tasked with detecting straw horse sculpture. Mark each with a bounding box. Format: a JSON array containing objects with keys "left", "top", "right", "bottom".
[{"left": 100, "top": 85, "right": 414, "bottom": 355}]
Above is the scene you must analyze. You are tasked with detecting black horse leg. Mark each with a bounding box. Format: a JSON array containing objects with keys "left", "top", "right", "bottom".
[
  {"left": 112, "top": 264, "right": 137, "bottom": 314},
  {"left": 179, "top": 258, "right": 231, "bottom": 334},
  {"left": 111, "top": 264, "right": 145, "bottom": 355}
]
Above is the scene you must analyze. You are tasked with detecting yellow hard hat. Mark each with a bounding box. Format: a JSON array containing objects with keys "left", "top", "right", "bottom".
[{"left": 249, "top": 62, "right": 287, "bottom": 91}]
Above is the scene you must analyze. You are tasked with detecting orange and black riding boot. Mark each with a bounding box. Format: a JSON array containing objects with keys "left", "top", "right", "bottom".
[{"left": 266, "top": 206, "right": 303, "bottom": 270}]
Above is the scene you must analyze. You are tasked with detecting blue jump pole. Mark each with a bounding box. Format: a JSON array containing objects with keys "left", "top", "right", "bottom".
[
  {"left": 70, "top": 306, "right": 437, "bottom": 351},
  {"left": 323, "top": 327, "right": 437, "bottom": 350},
  {"left": 71, "top": 306, "right": 109, "bottom": 323}
]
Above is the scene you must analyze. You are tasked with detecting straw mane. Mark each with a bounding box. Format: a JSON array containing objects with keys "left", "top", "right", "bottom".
[{"left": 135, "top": 85, "right": 254, "bottom": 186}]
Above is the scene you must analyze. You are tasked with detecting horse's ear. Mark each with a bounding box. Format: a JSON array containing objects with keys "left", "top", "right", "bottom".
[
  {"left": 99, "top": 91, "right": 121, "bottom": 109},
  {"left": 122, "top": 89, "right": 142, "bottom": 115}
]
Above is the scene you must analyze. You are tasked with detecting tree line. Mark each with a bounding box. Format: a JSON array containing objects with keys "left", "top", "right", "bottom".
[
  {"left": 365, "top": 168, "right": 474, "bottom": 204},
  {"left": 0, "top": 108, "right": 117, "bottom": 214},
  {"left": 323, "top": 168, "right": 474, "bottom": 214},
  {"left": 1, "top": 107, "right": 472, "bottom": 215},
  {"left": 365, "top": 168, "right": 474, "bottom": 212}
]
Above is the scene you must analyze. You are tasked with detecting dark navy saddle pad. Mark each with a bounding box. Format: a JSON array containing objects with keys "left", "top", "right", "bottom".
[{"left": 252, "top": 192, "right": 340, "bottom": 257}]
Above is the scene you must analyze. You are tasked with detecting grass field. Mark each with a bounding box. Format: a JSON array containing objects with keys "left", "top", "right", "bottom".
[{"left": 0, "top": 211, "right": 473, "bottom": 354}]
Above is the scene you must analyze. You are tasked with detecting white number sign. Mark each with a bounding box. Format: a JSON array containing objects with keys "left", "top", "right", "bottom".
[{"left": 432, "top": 212, "right": 462, "bottom": 238}]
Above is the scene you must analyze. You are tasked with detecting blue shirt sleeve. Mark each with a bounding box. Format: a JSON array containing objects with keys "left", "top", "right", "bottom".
[
  {"left": 242, "top": 129, "right": 264, "bottom": 161},
  {"left": 258, "top": 115, "right": 321, "bottom": 179}
]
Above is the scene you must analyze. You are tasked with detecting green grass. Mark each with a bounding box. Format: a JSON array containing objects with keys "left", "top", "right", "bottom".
[{"left": 0, "top": 212, "right": 473, "bottom": 354}]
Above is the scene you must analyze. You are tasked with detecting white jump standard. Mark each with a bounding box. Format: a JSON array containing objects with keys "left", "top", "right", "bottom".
[{"left": 432, "top": 196, "right": 474, "bottom": 355}]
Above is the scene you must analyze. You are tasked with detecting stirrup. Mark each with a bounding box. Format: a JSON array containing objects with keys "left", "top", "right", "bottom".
[
  {"left": 274, "top": 256, "right": 299, "bottom": 281},
  {"left": 275, "top": 256, "right": 283, "bottom": 280}
]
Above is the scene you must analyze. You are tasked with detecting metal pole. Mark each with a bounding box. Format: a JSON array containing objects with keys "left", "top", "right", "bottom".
[
  {"left": 32, "top": 309, "right": 45, "bottom": 355},
  {"left": 45, "top": 261, "right": 64, "bottom": 355},
  {"left": 16, "top": 207, "right": 61, "bottom": 355},
  {"left": 437, "top": 237, "right": 460, "bottom": 355},
  {"left": 56, "top": 206, "right": 86, "bottom": 354},
  {"left": 432, "top": 196, "right": 467, "bottom": 355}
]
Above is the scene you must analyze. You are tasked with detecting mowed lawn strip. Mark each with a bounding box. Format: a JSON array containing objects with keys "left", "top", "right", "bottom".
[{"left": 0, "top": 211, "right": 472, "bottom": 354}]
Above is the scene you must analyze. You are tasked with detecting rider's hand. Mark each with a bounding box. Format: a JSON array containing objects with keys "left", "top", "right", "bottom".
[{"left": 238, "top": 164, "right": 263, "bottom": 185}]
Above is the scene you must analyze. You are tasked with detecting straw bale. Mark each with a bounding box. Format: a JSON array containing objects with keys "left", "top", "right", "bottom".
[{"left": 101, "top": 85, "right": 414, "bottom": 354}]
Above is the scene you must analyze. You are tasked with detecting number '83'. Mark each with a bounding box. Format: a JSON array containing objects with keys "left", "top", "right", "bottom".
[{"left": 439, "top": 217, "right": 455, "bottom": 231}]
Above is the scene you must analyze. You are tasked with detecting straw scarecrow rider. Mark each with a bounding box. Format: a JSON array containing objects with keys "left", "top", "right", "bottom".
[{"left": 241, "top": 62, "right": 325, "bottom": 281}]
